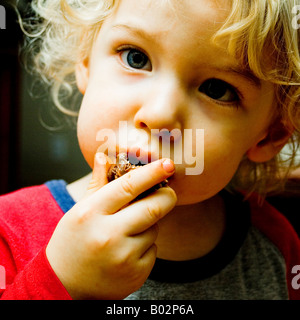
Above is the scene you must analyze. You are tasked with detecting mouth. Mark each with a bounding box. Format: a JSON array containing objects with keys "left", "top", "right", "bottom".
[
  {"left": 127, "top": 148, "right": 159, "bottom": 166},
  {"left": 107, "top": 152, "right": 169, "bottom": 198}
]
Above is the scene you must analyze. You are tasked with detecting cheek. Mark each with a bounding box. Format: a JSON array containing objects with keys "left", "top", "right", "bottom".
[
  {"left": 77, "top": 116, "right": 98, "bottom": 168},
  {"left": 172, "top": 130, "right": 246, "bottom": 204},
  {"left": 77, "top": 93, "right": 115, "bottom": 168},
  {"left": 76, "top": 82, "right": 136, "bottom": 168},
  {"left": 202, "top": 130, "right": 248, "bottom": 183}
]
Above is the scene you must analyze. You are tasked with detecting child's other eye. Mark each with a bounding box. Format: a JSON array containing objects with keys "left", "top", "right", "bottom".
[
  {"left": 120, "top": 49, "right": 152, "bottom": 71},
  {"left": 199, "top": 79, "right": 239, "bottom": 103}
]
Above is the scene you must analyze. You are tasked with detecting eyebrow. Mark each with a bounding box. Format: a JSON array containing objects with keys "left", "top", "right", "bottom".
[
  {"left": 112, "top": 24, "right": 262, "bottom": 89},
  {"left": 111, "top": 23, "right": 164, "bottom": 45},
  {"left": 223, "top": 67, "right": 262, "bottom": 89}
]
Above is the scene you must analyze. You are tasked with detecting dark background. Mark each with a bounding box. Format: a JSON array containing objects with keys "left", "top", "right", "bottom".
[{"left": 0, "top": 0, "right": 90, "bottom": 195}]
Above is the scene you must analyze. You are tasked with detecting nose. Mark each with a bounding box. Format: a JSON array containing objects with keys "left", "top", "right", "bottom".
[{"left": 133, "top": 77, "right": 185, "bottom": 135}]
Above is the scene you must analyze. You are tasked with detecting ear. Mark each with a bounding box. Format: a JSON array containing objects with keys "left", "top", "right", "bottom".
[
  {"left": 75, "top": 57, "right": 89, "bottom": 95},
  {"left": 247, "top": 119, "right": 294, "bottom": 163}
]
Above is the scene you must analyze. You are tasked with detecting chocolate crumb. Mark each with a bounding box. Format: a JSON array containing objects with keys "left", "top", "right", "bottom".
[{"left": 107, "top": 153, "right": 168, "bottom": 198}]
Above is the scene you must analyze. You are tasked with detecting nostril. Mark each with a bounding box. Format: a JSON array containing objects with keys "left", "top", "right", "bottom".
[{"left": 139, "top": 122, "right": 147, "bottom": 128}]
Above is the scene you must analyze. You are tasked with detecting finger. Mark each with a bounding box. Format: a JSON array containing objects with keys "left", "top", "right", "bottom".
[
  {"left": 137, "top": 244, "right": 157, "bottom": 274},
  {"left": 115, "top": 187, "right": 177, "bottom": 235},
  {"left": 85, "top": 152, "right": 112, "bottom": 197},
  {"left": 88, "top": 158, "right": 175, "bottom": 214},
  {"left": 130, "top": 224, "right": 159, "bottom": 258}
]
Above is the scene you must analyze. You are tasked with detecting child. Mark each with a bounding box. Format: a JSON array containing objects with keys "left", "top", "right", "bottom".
[{"left": 1, "top": 0, "right": 300, "bottom": 300}]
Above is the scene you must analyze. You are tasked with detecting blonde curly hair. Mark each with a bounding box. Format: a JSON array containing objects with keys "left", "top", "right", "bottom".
[{"left": 19, "top": 0, "right": 300, "bottom": 196}]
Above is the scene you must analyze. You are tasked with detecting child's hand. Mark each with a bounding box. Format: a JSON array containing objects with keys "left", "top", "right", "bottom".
[{"left": 46, "top": 153, "right": 177, "bottom": 300}]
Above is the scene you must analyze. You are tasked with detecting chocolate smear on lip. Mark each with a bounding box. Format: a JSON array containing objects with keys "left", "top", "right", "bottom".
[{"left": 107, "top": 153, "right": 168, "bottom": 199}]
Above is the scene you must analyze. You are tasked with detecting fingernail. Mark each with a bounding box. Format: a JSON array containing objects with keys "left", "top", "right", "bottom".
[{"left": 161, "top": 159, "right": 175, "bottom": 173}]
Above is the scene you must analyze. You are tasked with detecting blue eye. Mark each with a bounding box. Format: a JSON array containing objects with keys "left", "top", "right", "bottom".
[
  {"left": 199, "top": 79, "right": 239, "bottom": 103},
  {"left": 121, "top": 49, "right": 152, "bottom": 70}
]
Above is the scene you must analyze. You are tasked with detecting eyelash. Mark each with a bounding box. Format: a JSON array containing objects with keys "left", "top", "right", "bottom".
[
  {"left": 199, "top": 80, "right": 242, "bottom": 108},
  {"left": 116, "top": 45, "right": 151, "bottom": 69},
  {"left": 115, "top": 45, "right": 243, "bottom": 108}
]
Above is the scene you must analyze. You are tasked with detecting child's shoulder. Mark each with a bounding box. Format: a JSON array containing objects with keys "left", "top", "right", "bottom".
[
  {"left": 0, "top": 181, "right": 68, "bottom": 231},
  {"left": 0, "top": 181, "right": 71, "bottom": 274},
  {"left": 248, "top": 192, "right": 299, "bottom": 242},
  {"left": 247, "top": 192, "right": 300, "bottom": 300},
  {"left": 1, "top": 183, "right": 56, "bottom": 211},
  {"left": 0, "top": 183, "right": 52, "bottom": 211}
]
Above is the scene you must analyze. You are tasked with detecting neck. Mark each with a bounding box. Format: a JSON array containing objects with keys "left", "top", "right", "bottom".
[
  {"left": 155, "top": 194, "right": 226, "bottom": 261},
  {"left": 67, "top": 174, "right": 227, "bottom": 262}
]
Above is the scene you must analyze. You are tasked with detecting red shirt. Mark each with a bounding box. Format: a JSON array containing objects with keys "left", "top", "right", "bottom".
[
  {"left": 0, "top": 182, "right": 72, "bottom": 299},
  {"left": 0, "top": 180, "right": 300, "bottom": 299}
]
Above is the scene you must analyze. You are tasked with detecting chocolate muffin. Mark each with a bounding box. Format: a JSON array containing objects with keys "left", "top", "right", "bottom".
[{"left": 107, "top": 153, "right": 168, "bottom": 199}]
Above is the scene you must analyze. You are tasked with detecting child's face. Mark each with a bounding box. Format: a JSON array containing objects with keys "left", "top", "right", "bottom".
[{"left": 76, "top": 0, "right": 276, "bottom": 205}]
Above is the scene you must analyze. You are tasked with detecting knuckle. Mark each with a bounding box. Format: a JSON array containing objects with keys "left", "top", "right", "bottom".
[
  {"left": 87, "top": 227, "right": 116, "bottom": 253},
  {"left": 85, "top": 237, "right": 105, "bottom": 254},
  {"left": 119, "top": 174, "right": 136, "bottom": 198},
  {"left": 150, "top": 224, "right": 159, "bottom": 240},
  {"left": 148, "top": 244, "right": 158, "bottom": 258},
  {"left": 69, "top": 202, "right": 93, "bottom": 225},
  {"left": 87, "top": 178, "right": 98, "bottom": 189},
  {"left": 165, "top": 186, "right": 178, "bottom": 203},
  {"left": 114, "top": 248, "right": 133, "bottom": 268},
  {"left": 96, "top": 230, "right": 113, "bottom": 248},
  {"left": 146, "top": 201, "right": 163, "bottom": 222}
]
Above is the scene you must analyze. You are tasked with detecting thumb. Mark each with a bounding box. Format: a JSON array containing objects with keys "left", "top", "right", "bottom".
[{"left": 85, "top": 152, "right": 112, "bottom": 197}]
